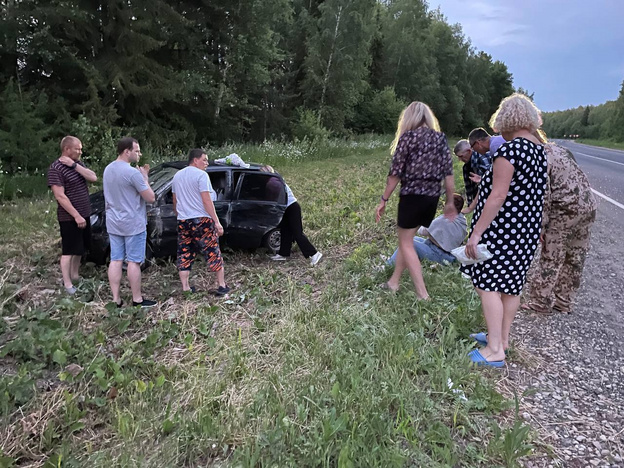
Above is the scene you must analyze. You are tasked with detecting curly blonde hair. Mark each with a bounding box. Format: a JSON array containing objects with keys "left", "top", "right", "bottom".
[
  {"left": 391, "top": 101, "right": 440, "bottom": 154},
  {"left": 489, "top": 93, "right": 542, "bottom": 134}
]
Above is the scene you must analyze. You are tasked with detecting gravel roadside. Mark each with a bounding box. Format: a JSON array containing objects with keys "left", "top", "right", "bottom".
[{"left": 511, "top": 199, "right": 624, "bottom": 467}]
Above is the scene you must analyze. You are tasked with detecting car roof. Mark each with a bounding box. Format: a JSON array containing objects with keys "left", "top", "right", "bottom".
[{"left": 160, "top": 160, "right": 273, "bottom": 173}]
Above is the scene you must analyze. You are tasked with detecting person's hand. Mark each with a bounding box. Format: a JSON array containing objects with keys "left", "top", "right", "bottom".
[
  {"left": 469, "top": 172, "right": 481, "bottom": 184},
  {"left": 465, "top": 232, "right": 482, "bottom": 259},
  {"left": 443, "top": 201, "right": 457, "bottom": 221},
  {"left": 139, "top": 164, "right": 150, "bottom": 179},
  {"left": 540, "top": 232, "right": 545, "bottom": 243},
  {"left": 74, "top": 215, "right": 86, "bottom": 229},
  {"left": 461, "top": 207, "right": 472, "bottom": 214},
  {"left": 59, "top": 156, "right": 75, "bottom": 167},
  {"left": 215, "top": 222, "right": 224, "bottom": 236},
  {"left": 375, "top": 201, "right": 386, "bottom": 223}
]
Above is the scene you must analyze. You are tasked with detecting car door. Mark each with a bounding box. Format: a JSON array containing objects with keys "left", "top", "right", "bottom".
[
  {"left": 206, "top": 169, "right": 231, "bottom": 230},
  {"left": 227, "top": 171, "right": 287, "bottom": 249}
]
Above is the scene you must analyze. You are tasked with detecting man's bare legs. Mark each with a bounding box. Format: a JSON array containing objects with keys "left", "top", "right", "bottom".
[{"left": 108, "top": 260, "right": 123, "bottom": 304}]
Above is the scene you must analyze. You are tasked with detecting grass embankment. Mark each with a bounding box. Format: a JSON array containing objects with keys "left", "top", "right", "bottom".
[
  {"left": 575, "top": 139, "right": 624, "bottom": 151},
  {"left": 0, "top": 136, "right": 534, "bottom": 466}
]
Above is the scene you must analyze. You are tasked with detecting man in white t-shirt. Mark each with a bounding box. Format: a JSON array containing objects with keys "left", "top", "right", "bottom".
[
  {"left": 172, "top": 149, "right": 229, "bottom": 296},
  {"left": 103, "top": 137, "right": 156, "bottom": 308}
]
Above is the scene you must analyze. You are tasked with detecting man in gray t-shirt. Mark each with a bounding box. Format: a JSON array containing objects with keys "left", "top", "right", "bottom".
[
  {"left": 172, "top": 149, "right": 229, "bottom": 296},
  {"left": 102, "top": 137, "right": 156, "bottom": 308}
]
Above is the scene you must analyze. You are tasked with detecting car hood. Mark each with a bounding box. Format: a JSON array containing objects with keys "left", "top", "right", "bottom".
[{"left": 90, "top": 191, "right": 105, "bottom": 214}]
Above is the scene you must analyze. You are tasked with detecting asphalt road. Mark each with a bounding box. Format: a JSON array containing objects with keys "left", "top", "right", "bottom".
[{"left": 554, "top": 139, "right": 624, "bottom": 209}]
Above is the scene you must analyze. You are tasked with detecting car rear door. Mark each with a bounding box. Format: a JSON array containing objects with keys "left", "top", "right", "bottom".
[{"left": 227, "top": 171, "right": 287, "bottom": 249}]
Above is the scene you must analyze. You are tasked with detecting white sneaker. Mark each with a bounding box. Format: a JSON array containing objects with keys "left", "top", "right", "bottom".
[
  {"left": 271, "top": 254, "right": 288, "bottom": 261},
  {"left": 310, "top": 252, "right": 323, "bottom": 266}
]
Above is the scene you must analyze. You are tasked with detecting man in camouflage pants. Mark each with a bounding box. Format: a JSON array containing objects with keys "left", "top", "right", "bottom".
[{"left": 524, "top": 142, "right": 597, "bottom": 314}]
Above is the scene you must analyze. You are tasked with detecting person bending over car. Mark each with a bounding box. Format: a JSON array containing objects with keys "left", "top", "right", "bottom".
[{"left": 260, "top": 166, "right": 323, "bottom": 266}]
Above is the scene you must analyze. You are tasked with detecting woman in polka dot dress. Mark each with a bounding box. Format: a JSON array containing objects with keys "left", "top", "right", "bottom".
[{"left": 461, "top": 94, "right": 547, "bottom": 367}]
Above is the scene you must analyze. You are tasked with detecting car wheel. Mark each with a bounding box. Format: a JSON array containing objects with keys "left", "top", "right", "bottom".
[
  {"left": 263, "top": 229, "right": 281, "bottom": 253},
  {"left": 141, "top": 242, "right": 155, "bottom": 271}
]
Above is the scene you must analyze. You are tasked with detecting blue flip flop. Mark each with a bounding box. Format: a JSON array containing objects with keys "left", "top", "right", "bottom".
[
  {"left": 468, "top": 349, "right": 505, "bottom": 368},
  {"left": 469, "top": 332, "right": 488, "bottom": 346}
]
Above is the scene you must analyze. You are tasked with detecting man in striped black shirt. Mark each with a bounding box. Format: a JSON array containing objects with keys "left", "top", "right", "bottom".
[{"left": 48, "top": 136, "right": 98, "bottom": 294}]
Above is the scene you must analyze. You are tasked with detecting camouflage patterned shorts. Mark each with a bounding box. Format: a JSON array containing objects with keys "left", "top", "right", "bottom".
[{"left": 176, "top": 217, "right": 223, "bottom": 272}]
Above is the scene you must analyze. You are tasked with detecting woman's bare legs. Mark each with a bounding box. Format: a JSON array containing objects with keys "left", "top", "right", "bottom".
[
  {"left": 387, "top": 227, "right": 429, "bottom": 299},
  {"left": 475, "top": 289, "right": 506, "bottom": 361},
  {"left": 501, "top": 293, "right": 520, "bottom": 351}
]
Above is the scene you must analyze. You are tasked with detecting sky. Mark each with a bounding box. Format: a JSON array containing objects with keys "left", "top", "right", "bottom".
[{"left": 429, "top": 0, "right": 624, "bottom": 112}]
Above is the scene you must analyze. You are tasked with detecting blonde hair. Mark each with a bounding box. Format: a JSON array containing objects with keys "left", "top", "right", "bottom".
[
  {"left": 489, "top": 93, "right": 542, "bottom": 134},
  {"left": 390, "top": 101, "right": 440, "bottom": 153},
  {"left": 534, "top": 129, "right": 548, "bottom": 144},
  {"left": 260, "top": 165, "right": 275, "bottom": 173}
]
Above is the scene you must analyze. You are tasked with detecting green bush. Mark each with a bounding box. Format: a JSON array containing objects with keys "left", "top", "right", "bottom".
[
  {"left": 350, "top": 87, "right": 405, "bottom": 134},
  {"left": 291, "top": 108, "right": 332, "bottom": 142}
]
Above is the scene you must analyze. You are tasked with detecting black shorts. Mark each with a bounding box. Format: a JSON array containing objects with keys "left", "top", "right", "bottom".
[
  {"left": 397, "top": 194, "right": 439, "bottom": 229},
  {"left": 59, "top": 219, "right": 91, "bottom": 256}
]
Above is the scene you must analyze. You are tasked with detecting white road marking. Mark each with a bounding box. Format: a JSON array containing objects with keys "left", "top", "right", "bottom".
[
  {"left": 576, "top": 152, "right": 624, "bottom": 167},
  {"left": 592, "top": 189, "right": 624, "bottom": 210}
]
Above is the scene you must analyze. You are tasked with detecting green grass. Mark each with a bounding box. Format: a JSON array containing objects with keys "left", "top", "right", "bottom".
[
  {"left": 575, "top": 138, "right": 624, "bottom": 151},
  {"left": 0, "top": 136, "right": 536, "bottom": 466}
]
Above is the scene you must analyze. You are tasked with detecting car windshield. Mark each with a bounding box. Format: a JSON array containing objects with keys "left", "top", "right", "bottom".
[{"left": 149, "top": 166, "right": 180, "bottom": 194}]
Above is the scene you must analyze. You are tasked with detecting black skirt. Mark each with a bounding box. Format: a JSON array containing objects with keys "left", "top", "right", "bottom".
[{"left": 397, "top": 194, "right": 439, "bottom": 229}]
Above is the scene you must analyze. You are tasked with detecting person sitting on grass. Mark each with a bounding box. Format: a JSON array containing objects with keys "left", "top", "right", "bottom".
[{"left": 387, "top": 194, "right": 467, "bottom": 266}]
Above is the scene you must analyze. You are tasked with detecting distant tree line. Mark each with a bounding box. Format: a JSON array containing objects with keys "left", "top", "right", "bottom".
[
  {"left": 0, "top": 0, "right": 515, "bottom": 173},
  {"left": 542, "top": 81, "right": 624, "bottom": 142}
]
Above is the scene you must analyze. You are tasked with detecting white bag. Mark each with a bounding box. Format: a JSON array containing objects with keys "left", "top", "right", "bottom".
[
  {"left": 451, "top": 244, "right": 493, "bottom": 265},
  {"left": 214, "top": 153, "right": 250, "bottom": 168}
]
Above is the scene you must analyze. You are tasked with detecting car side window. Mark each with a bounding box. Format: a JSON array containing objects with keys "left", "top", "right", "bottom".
[
  {"left": 208, "top": 171, "right": 227, "bottom": 200},
  {"left": 237, "top": 173, "right": 286, "bottom": 203}
]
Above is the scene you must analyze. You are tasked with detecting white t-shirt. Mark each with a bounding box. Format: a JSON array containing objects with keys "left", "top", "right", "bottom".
[
  {"left": 171, "top": 166, "right": 216, "bottom": 220},
  {"left": 285, "top": 184, "right": 297, "bottom": 207}
]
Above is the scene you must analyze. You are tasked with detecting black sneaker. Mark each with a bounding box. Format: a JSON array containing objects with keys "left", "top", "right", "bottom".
[
  {"left": 215, "top": 285, "right": 231, "bottom": 297},
  {"left": 132, "top": 298, "right": 157, "bottom": 307},
  {"left": 116, "top": 300, "right": 124, "bottom": 308},
  {"left": 183, "top": 286, "right": 197, "bottom": 294}
]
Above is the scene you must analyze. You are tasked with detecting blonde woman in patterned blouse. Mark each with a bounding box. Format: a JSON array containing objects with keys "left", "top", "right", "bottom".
[{"left": 375, "top": 101, "right": 456, "bottom": 299}]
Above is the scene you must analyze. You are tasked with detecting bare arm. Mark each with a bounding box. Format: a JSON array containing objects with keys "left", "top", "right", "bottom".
[
  {"left": 58, "top": 156, "right": 97, "bottom": 182},
  {"left": 465, "top": 158, "right": 514, "bottom": 258},
  {"left": 139, "top": 188, "right": 155, "bottom": 204},
  {"left": 51, "top": 185, "right": 86, "bottom": 228},
  {"left": 375, "top": 175, "right": 400, "bottom": 223},
  {"left": 443, "top": 174, "right": 456, "bottom": 221},
  {"left": 137, "top": 165, "right": 155, "bottom": 203},
  {"left": 75, "top": 163, "right": 97, "bottom": 182},
  {"left": 462, "top": 194, "right": 478, "bottom": 214},
  {"left": 200, "top": 191, "right": 224, "bottom": 236}
]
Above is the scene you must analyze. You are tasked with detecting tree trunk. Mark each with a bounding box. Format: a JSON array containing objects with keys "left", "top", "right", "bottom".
[{"left": 318, "top": 4, "right": 343, "bottom": 124}]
